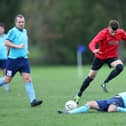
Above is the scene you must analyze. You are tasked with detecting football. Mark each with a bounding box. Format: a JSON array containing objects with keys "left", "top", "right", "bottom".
[{"left": 65, "top": 100, "right": 77, "bottom": 111}]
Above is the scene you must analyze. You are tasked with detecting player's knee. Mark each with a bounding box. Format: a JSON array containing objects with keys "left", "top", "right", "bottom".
[
  {"left": 88, "top": 71, "right": 97, "bottom": 79},
  {"left": 23, "top": 74, "right": 32, "bottom": 83},
  {"left": 4, "top": 76, "right": 12, "bottom": 83},
  {"left": 23, "top": 76, "right": 31, "bottom": 82},
  {"left": 116, "top": 64, "right": 123, "bottom": 73},
  {"left": 25, "top": 78, "right": 32, "bottom": 83}
]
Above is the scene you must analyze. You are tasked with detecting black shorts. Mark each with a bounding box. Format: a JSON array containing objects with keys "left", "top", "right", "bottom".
[{"left": 91, "top": 57, "right": 119, "bottom": 70}]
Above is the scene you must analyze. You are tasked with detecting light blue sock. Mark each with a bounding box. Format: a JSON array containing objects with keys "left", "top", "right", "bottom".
[
  {"left": 0, "top": 77, "right": 6, "bottom": 86},
  {"left": 25, "top": 82, "right": 36, "bottom": 103},
  {"left": 117, "top": 107, "right": 126, "bottom": 112},
  {"left": 3, "top": 84, "right": 9, "bottom": 92},
  {"left": 69, "top": 105, "right": 90, "bottom": 114}
]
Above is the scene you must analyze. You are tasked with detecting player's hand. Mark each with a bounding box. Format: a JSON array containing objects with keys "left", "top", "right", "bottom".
[
  {"left": 17, "top": 43, "right": 24, "bottom": 48},
  {"left": 93, "top": 49, "right": 103, "bottom": 54}
]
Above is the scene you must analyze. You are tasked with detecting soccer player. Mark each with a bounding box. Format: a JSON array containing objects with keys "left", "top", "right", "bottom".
[
  {"left": 58, "top": 92, "right": 126, "bottom": 114},
  {"left": 0, "top": 22, "right": 9, "bottom": 91},
  {"left": 0, "top": 14, "right": 42, "bottom": 107},
  {"left": 74, "top": 19, "right": 126, "bottom": 104}
]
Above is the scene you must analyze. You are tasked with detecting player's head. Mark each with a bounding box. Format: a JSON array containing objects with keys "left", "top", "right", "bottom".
[
  {"left": 15, "top": 14, "right": 25, "bottom": 30},
  {"left": 109, "top": 19, "right": 120, "bottom": 30},
  {"left": 0, "top": 22, "right": 5, "bottom": 35},
  {"left": 108, "top": 20, "right": 120, "bottom": 36}
]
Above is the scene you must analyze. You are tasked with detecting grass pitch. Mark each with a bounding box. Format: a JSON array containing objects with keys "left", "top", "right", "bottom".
[{"left": 0, "top": 65, "right": 126, "bottom": 126}]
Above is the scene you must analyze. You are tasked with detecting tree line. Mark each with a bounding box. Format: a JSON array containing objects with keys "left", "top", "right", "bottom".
[{"left": 0, "top": 0, "right": 126, "bottom": 65}]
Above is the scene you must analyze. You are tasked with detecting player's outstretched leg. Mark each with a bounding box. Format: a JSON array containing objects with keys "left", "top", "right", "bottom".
[
  {"left": 57, "top": 105, "right": 90, "bottom": 114},
  {"left": 74, "top": 76, "right": 93, "bottom": 104}
]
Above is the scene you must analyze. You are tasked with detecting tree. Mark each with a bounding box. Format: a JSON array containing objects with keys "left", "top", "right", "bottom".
[
  {"left": 18, "top": 0, "right": 126, "bottom": 64},
  {"left": 0, "top": 0, "right": 21, "bottom": 31}
]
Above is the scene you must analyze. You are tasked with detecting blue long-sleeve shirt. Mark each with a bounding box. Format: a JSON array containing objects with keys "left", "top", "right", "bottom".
[
  {"left": 117, "top": 92, "right": 126, "bottom": 112},
  {"left": 118, "top": 92, "right": 126, "bottom": 107}
]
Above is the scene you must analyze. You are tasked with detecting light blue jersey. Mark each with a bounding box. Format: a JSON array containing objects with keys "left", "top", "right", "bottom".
[
  {"left": 0, "top": 34, "right": 7, "bottom": 59},
  {"left": 118, "top": 92, "right": 126, "bottom": 107},
  {"left": 7, "top": 27, "right": 28, "bottom": 59}
]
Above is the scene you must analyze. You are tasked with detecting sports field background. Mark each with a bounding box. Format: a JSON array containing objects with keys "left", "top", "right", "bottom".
[{"left": 0, "top": 66, "right": 126, "bottom": 126}]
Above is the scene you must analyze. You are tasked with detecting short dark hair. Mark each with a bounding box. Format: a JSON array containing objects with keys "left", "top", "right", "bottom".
[
  {"left": 15, "top": 14, "right": 24, "bottom": 22},
  {"left": 0, "top": 22, "right": 5, "bottom": 27},
  {"left": 109, "top": 20, "right": 120, "bottom": 31}
]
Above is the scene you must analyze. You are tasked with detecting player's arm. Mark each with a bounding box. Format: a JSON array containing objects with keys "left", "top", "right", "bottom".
[
  {"left": 5, "top": 39, "right": 24, "bottom": 49},
  {"left": 89, "top": 31, "right": 105, "bottom": 54},
  {"left": 117, "top": 29, "right": 126, "bottom": 41},
  {"left": 122, "top": 31, "right": 126, "bottom": 41},
  {"left": 116, "top": 106, "right": 126, "bottom": 112},
  {"left": 6, "top": 46, "right": 10, "bottom": 56}
]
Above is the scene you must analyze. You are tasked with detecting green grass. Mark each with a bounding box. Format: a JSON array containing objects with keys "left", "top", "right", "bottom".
[{"left": 0, "top": 65, "right": 126, "bottom": 126}]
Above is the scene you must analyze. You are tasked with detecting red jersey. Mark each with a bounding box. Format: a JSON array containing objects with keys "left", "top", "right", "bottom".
[{"left": 89, "top": 28, "right": 126, "bottom": 59}]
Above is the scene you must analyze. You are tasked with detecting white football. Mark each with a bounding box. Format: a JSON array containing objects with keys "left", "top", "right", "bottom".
[{"left": 65, "top": 100, "right": 77, "bottom": 111}]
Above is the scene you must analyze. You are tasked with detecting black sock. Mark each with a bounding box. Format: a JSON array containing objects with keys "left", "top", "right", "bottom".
[
  {"left": 78, "top": 76, "right": 93, "bottom": 97},
  {"left": 104, "top": 64, "right": 123, "bottom": 83}
]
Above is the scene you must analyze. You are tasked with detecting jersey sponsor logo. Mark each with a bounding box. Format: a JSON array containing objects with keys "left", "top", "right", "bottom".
[{"left": 108, "top": 40, "right": 119, "bottom": 45}]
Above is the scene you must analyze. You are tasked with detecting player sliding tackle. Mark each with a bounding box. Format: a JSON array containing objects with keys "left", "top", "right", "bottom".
[
  {"left": 74, "top": 19, "right": 126, "bottom": 104},
  {"left": 58, "top": 92, "right": 126, "bottom": 114}
]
